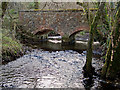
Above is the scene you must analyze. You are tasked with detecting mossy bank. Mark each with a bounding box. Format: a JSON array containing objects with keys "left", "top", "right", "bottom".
[{"left": 1, "top": 28, "right": 25, "bottom": 64}]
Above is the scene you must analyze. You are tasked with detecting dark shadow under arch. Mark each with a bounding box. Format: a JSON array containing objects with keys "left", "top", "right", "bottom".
[
  {"left": 34, "top": 29, "right": 53, "bottom": 35},
  {"left": 69, "top": 26, "right": 90, "bottom": 38}
]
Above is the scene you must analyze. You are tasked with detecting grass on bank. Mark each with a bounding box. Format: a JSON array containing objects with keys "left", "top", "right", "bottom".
[{"left": 2, "top": 29, "right": 24, "bottom": 63}]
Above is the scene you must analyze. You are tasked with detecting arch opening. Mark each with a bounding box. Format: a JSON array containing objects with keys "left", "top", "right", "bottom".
[
  {"left": 34, "top": 29, "right": 53, "bottom": 35},
  {"left": 48, "top": 31, "right": 61, "bottom": 36},
  {"left": 69, "top": 26, "right": 90, "bottom": 44},
  {"left": 69, "top": 26, "right": 90, "bottom": 38}
]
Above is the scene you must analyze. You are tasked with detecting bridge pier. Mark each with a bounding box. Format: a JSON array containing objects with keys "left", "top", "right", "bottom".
[
  {"left": 38, "top": 34, "right": 48, "bottom": 41},
  {"left": 61, "top": 34, "right": 75, "bottom": 45}
]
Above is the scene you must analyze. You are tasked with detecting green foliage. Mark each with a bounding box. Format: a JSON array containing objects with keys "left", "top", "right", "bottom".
[
  {"left": 2, "top": 29, "right": 23, "bottom": 54},
  {"left": 27, "top": 2, "right": 39, "bottom": 9},
  {"left": 9, "top": 9, "right": 15, "bottom": 14},
  {"left": 2, "top": 4, "right": 23, "bottom": 62},
  {"left": 28, "top": 2, "right": 35, "bottom": 9},
  {"left": 79, "top": 31, "right": 86, "bottom": 35},
  {"left": 2, "top": 8, "right": 18, "bottom": 30},
  {"left": 0, "top": 3, "right": 2, "bottom": 17},
  {"left": 2, "top": 29, "right": 23, "bottom": 62},
  {"left": 101, "top": 2, "right": 120, "bottom": 79},
  {"left": 2, "top": 36, "right": 22, "bottom": 51},
  {"left": 62, "top": 34, "right": 70, "bottom": 43}
]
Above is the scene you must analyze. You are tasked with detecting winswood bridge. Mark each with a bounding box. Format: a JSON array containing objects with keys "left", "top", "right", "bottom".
[{"left": 19, "top": 9, "right": 96, "bottom": 44}]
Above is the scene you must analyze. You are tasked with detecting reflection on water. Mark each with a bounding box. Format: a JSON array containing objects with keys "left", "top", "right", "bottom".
[
  {"left": 83, "top": 78, "right": 94, "bottom": 90},
  {"left": 31, "top": 36, "right": 100, "bottom": 52}
]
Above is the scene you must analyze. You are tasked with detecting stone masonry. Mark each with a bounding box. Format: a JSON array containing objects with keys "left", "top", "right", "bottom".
[{"left": 19, "top": 9, "right": 90, "bottom": 37}]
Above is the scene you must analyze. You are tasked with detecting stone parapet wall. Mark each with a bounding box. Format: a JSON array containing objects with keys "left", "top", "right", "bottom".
[{"left": 19, "top": 9, "right": 90, "bottom": 36}]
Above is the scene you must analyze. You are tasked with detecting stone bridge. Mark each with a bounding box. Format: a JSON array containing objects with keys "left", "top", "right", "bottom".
[{"left": 19, "top": 9, "right": 91, "bottom": 44}]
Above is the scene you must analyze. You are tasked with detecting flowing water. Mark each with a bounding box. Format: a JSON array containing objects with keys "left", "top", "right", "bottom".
[{"left": 0, "top": 36, "right": 118, "bottom": 89}]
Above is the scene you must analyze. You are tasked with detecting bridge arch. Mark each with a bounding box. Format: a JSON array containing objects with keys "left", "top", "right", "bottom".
[
  {"left": 68, "top": 26, "right": 90, "bottom": 44},
  {"left": 69, "top": 26, "right": 90, "bottom": 38},
  {"left": 32, "top": 26, "right": 54, "bottom": 35},
  {"left": 34, "top": 29, "right": 53, "bottom": 35}
]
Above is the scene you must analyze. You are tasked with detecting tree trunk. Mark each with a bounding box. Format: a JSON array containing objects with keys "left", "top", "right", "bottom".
[
  {"left": 102, "top": 4, "right": 120, "bottom": 79},
  {"left": 34, "top": 0, "right": 39, "bottom": 9},
  {"left": 101, "top": 40, "right": 112, "bottom": 78},
  {"left": 2, "top": 2, "right": 8, "bottom": 18},
  {"left": 83, "top": 3, "right": 105, "bottom": 77}
]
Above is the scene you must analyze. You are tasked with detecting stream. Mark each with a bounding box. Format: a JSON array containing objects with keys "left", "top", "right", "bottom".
[{"left": 0, "top": 35, "right": 118, "bottom": 89}]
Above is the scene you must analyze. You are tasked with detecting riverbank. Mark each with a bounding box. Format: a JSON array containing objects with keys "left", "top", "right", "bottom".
[{"left": 2, "top": 35, "right": 24, "bottom": 64}]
